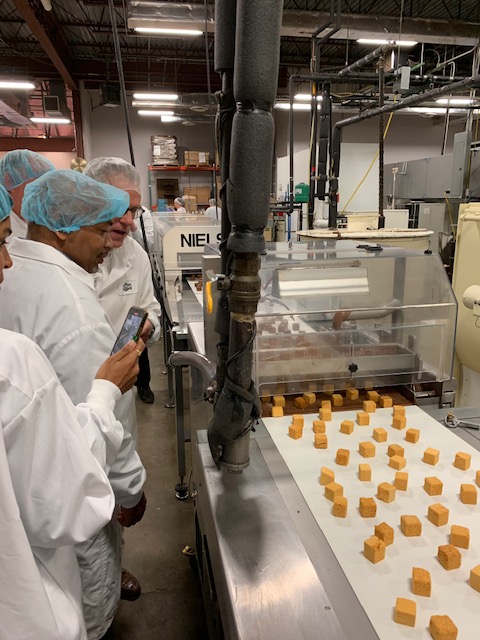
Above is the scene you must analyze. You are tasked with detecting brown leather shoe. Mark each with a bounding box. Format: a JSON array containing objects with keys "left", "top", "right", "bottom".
[{"left": 121, "top": 569, "right": 141, "bottom": 601}]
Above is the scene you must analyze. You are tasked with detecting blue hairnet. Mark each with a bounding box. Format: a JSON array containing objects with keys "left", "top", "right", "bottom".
[
  {"left": 0, "top": 184, "right": 13, "bottom": 222},
  {"left": 21, "top": 170, "right": 130, "bottom": 233},
  {"left": 0, "top": 149, "right": 54, "bottom": 191}
]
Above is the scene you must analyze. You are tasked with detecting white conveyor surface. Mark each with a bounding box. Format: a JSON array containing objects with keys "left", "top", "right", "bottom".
[{"left": 263, "top": 405, "right": 480, "bottom": 639}]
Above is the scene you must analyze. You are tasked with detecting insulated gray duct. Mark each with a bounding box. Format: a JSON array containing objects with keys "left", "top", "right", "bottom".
[
  {"left": 214, "top": 0, "right": 236, "bottom": 71},
  {"left": 208, "top": 0, "right": 283, "bottom": 471},
  {"left": 212, "top": 0, "right": 236, "bottom": 413}
]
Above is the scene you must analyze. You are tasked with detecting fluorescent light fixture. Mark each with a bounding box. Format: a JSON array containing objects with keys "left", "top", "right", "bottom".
[
  {"left": 294, "top": 93, "right": 323, "bottom": 101},
  {"left": 436, "top": 97, "right": 475, "bottom": 106},
  {"left": 357, "top": 38, "right": 417, "bottom": 47},
  {"left": 30, "top": 117, "right": 70, "bottom": 124},
  {"left": 132, "top": 100, "right": 178, "bottom": 107},
  {"left": 405, "top": 107, "right": 464, "bottom": 115},
  {"left": 0, "top": 80, "right": 35, "bottom": 90},
  {"left": 161, "top": 115, "right": 180, "bottom": 122},
  {"left": 138, "top": 109, "right": 175, "bottom": 116},
  {"left": 274, "top": 102, "right": 314, "bottom": 111},
  {"left": 134, "top": 27, "right": 202, "bottom": 36},
  {"left": 133, "top": 92, "right": 178, "bottom": 101}
]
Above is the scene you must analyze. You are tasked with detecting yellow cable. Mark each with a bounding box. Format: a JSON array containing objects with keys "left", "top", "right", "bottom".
[{"left": 340, "top": 100, "right": 396, "bottom": 214}]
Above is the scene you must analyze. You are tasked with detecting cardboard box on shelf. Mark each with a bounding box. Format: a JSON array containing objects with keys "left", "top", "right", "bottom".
[
  {"left": 156, "top": 178, "right": 179, "bottom": 206},
  {"left": 151, "top": 135, "right": 178, "bottom": 165},
  {"left": 184, "top": 150, "right": 210, "bottom": 166},
  {"left": 183, "top": 195, "right": 197, "bottom": 212},
  {"left": 183, "top": 185, "right": 211, "bottom": 205}
]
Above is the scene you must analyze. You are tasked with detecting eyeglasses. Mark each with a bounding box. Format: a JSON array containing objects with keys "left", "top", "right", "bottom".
[{"left": 125, "top": 206, "right": 143, "bottom": 219}]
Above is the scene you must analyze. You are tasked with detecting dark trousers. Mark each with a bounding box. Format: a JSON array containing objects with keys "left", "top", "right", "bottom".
[{"left": 135, "top": 348, "right": 151, "bottom": 388}]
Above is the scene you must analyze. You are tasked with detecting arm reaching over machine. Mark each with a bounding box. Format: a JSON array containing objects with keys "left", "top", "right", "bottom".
[{"left": 332, "top": 300, "right": 402, "bottom": 330}]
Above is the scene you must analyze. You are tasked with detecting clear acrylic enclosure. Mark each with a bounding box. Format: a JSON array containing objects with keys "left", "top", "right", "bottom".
[{"left": 254, "top": 240, "right": 457, "bottom": 395}]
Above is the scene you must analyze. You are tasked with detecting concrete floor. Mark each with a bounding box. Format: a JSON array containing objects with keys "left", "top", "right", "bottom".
[{"left": 104, "top": 341, "right": 207, "bottom": 639}]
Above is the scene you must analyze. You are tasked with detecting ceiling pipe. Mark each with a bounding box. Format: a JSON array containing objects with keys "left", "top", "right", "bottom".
[
  {"left": 311, "top": 0, "right": 342, "bottom": 73},
  {"left": 335, "top": 74, "right": 480, "bottom": 129},
  {"left": 338, "top": 43, "right": 394, "bottom": 77},
  {"left": 328, "top": 73, "right": 480, "bottom": 227}
]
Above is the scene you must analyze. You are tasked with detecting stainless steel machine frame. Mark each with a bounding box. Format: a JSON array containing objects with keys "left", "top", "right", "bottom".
[{"left": 152, "top": 215, "right": 220, "bottom": 491}]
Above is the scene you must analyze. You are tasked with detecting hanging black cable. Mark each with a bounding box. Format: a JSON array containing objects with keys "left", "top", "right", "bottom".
[
  {"left": 107, "top": 0, "right": 148, "bottom": 252},
  {"left": 108, "top": 0, "right": 134, "bottom": 166},
  {"left": 203, "top": 0, "right": 219, "bottom": 206}
]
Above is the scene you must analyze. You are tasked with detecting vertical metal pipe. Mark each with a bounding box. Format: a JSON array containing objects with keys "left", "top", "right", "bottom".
[
  {"left": 329, "top": 126, "right": 341, "bottom": 228},
  {"left": 316, "top": 83, "right": 331, "bottom": 201},
  {"left": 308, "top": 81, "right": 318, "bottom": 229},
  {"left": 289, "top": 74, "right": 297, "bottom": 218},
  {"left": 378, "top": 55, "right": 385, "bottom": 226}
]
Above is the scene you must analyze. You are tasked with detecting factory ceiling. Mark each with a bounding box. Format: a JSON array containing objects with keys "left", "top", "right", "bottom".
[{"left": 0, "top": 1, "right": 479, "bottom": 134}]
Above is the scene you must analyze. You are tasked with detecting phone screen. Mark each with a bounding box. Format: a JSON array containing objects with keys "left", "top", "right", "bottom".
[{"left": 111, "top": 307, "right": 147, "bottom": 355}]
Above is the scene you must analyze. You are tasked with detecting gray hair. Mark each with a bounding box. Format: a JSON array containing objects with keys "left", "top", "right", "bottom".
[
  {"left": 209, "top": 198, "right": 216, "bottom": 206},
  {"left": 174, "top": 197, "right": 185, "bottom": 207},
  {"left": 83, "top": 157, "right": 142, "bottom": 194}
]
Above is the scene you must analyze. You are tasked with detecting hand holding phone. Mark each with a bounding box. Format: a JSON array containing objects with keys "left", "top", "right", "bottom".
[
  {"left": 111, "top": 306, "right": 148, "bottom": 355},
  {"left": 96, "top": 338, "right": 145, "bottom": 394}
]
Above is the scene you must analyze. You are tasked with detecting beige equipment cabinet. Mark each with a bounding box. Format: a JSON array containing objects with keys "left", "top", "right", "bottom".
[{"left": 452, "top": 202, "right": 480, "bottom": 405}]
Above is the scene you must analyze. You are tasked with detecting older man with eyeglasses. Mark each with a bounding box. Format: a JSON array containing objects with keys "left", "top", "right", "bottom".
[{"left": 83, "top": 157, "right": 161, "bottom": 603}]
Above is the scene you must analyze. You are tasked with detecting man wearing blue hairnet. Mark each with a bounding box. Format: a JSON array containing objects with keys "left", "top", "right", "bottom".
[
  {"left": 0, "top": 149, "right": 54, "bottom": 238},
  {"left": 0, "top": 182, "right": 146, "bottom": 639},
  {"left": 0, "top": 170, "right": 147, "bottom": 640}
]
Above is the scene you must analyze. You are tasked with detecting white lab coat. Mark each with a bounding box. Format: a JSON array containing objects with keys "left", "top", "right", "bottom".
[
  {"left": 0, "top": 238, "right": 146, "bottom": 640},
  {"left": 175, "top": 206, "right": 187, "bottom": 213},
  {"left": 95, "top": 234, "right": 161, "bottom": 341},
  {"left": 0, "top": 328, "right": 125, "bottom": 640},
  {"left": 205, "top": 205, "right": 222, "bottom": 220},
  {"left": 9, "top": 210, "right": 27, "bottom": 238},
  {"left": 130, "top": 206, "right": 154, "bottom": 251}
]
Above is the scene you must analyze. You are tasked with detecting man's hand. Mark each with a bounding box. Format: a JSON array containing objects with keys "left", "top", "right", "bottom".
[
  {"left": 139, "top": 318, "right": 154, "bottom": 341},
  {"left": 95, "top": 339, "right": 145, "bottom": 394},
  {"left": 117, "top": 492, "right": 147, "bottom": 527}
]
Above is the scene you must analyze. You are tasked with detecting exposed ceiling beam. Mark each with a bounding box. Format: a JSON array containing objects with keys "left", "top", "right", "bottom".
[
  {"left": 128, "top": 5, "right": 480, "bottom": 47},
  {"left": 281, "top": 10, "right": 480, "bottom": 46},
  {"left": 11, "top": 0, "right": 78, "bottom": 90}
]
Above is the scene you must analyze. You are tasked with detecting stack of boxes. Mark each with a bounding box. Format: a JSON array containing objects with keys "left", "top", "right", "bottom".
[{"left": 151, "top": 135, "right": 178, "bottom": 165}]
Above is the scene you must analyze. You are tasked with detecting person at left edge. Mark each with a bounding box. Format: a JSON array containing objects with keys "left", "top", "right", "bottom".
[
  {"left": 0, "top": 183, "right": 143, "bottom": 639},
  {"left": 0, "top": 148, "right": 54, "bottom": 238},
  {"left": 0, "top": 170, "right": 147, "bottom": 640}
]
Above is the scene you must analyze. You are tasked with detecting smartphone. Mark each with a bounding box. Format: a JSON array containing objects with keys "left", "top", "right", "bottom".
[{"left": 111, "top": 306, "right": 148, "bottom": 355}]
